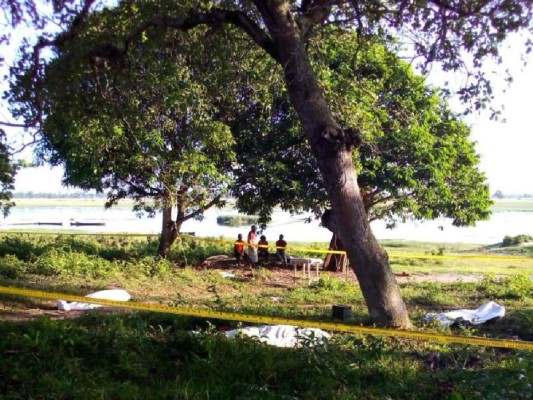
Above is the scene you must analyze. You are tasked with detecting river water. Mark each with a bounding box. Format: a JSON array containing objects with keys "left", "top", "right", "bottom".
[{"left": 1, "top": 202, "right": 533, "bottom": 244}]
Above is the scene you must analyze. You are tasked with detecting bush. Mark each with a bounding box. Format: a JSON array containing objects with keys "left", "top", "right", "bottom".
[
  {"left": 0, "top": 235, "right": 42, "bottom": 261},
  {"left": 477, "top": 274, "right": 533, "bottom": 300},
  {"left": 131, "top": 257, "right": 172, "bottom": 278},
  {"left": 30, "top": 248, "right": 120, "bottom": 278},
  {"left": 502, "top": 234, "right": 533, "bottom": 247},
  {"left": 172, "top": 238, "right": 229, "bottom": 265},
  {"left": 216, "top": 215, "right": 258, "bottom": 227},
  {"left": 0, "top": 255, "right": 28, "bottom": 279}
]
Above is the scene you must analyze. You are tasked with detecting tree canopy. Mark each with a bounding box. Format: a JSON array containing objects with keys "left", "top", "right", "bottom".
[
  {"left": 230, "top": 30, "right": 492, "bottom": 228},
  {"left": 16, "top": 2, "right": 246, "bottom": 255}
]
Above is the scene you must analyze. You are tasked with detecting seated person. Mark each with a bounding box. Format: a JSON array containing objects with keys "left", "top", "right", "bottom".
[
  {"left": 258, "top": 235, "right": 269, "bottom": 263},
  {"left": 233, "top": 234, "right": 245, "bottom": 267},
  {"left": 276, "top": 234, "right": 288, "bottom": 265}
]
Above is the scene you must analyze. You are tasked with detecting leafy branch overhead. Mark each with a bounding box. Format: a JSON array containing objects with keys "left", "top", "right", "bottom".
[{"left": 3, "top": 1, "right": 531, "bottom": 129}]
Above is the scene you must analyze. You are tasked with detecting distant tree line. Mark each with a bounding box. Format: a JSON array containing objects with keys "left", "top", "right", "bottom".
[
  {"left": 13, "top": 191, "right": 106, "bottom": 199},
  {"left": 492, "top": 190, "right": 533, "bottom": 199}
]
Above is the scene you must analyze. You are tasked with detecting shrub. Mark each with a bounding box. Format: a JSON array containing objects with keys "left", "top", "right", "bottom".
[
  {"left": 0, "top": 255, "right": 28, "bottom": 279},
  {"left": 0, "top": 235, "right": 41, "bottom": 261},
  {"left": 216, "top": 215, "right": 258, "bottom": 227},
  {"left": 172, "top": 238, "right": 228, "bottom": 265},
  {"left": 478, "top": 274, "right": 533, "bottom": 300},
  {"left": 30, "top": 248, "right": 119, "bottom": 278},
  {"left": 131, "top": 257, "right": 172, "bottom": 278},
  {"left": 502, "top": 234, "right": 533, "bottom": 247}
]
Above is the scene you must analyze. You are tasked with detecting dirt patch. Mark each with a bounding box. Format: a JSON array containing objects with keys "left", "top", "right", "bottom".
[
  {"left": 394, "top": 272, "right": 481, "bottom": 284},
  {"left": 199, "top": 256, "right": 482, "bottom": 285}
]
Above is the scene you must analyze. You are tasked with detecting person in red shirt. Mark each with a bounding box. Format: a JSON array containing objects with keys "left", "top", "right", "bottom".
[
  {"left": 233, "top": 234, "right": 245, "bottom": 267},
  {"left": 276, "top": 234, "right": 288, "bottom": 265}
]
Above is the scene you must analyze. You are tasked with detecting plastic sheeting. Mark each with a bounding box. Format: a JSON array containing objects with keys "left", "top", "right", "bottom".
[
  {"left": 57, "top": 289, "right": 131, "bottom": 311},
  {"left": 425, "top": 301, "right": 505, "bottom": 327},
  {"left": 225, "top": 324, "right": 330, "bottom": 348}
]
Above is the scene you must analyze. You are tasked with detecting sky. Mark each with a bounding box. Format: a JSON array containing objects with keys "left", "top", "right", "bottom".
[
  {"left": 4, "top": 20, "right": 533, "bottom": 196},
  {"left": 466, "top": 57, "right": 533, "bottom": 195}
]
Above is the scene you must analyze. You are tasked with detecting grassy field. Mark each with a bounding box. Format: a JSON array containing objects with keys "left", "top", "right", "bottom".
[
  {"left": 0, "top": 233, "right": 531, "bottom": 399},
  {"left": 491, "top": 198, "right": 533, "bottom": 212}
]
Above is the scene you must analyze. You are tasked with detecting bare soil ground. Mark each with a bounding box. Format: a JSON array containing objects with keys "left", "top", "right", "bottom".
[{"left": 199, "top": 254, "right": 482, "bottom": 284}]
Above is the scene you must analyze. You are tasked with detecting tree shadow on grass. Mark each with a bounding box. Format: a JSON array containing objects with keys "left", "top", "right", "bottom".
[{"left": 0, "top": 311, "right": 531, "bottom": 399}]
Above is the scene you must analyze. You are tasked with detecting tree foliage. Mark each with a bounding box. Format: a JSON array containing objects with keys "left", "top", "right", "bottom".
[
  {"left": 8, "top": 2, "right": 247, "bottom": 254},
  {"left": 230, "top": 30, "right": 492, "bottom": 227},
  {"left": 0, "top": 129, "right": 17, "bottom": 217}
]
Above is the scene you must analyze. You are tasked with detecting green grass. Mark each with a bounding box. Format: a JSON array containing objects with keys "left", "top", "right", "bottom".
[
  {"left": 0, "top": 313, "right": 531, "bottom": 399},
  {"left": 0, "top": 233, "right": 532, "bottom": 399},
  {"left": 491, "top": 199, "right": 533, "bottom": 212}
]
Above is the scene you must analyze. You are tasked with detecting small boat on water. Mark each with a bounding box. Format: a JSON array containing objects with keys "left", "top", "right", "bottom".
[
  {"left": 69, "top": 221, "right": 106, "bottom": 227},
  {"left": 9, "top": 222, "right": 63, "bottom": 226}
]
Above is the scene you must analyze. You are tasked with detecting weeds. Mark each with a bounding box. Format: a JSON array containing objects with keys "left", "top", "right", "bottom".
[{"left": 478, "top": 274, "right": 533, "bottom": 300}]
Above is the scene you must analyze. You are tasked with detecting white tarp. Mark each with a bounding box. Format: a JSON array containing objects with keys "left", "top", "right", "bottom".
[
  {"left": 225, "top": 324, "right": 330, "bottom": 348},
  {"left": 57, "top": 289, "right": 131, "bottom": 311},
  {"left": 425, "top": 301, "right": 505, "bottom": 327}
]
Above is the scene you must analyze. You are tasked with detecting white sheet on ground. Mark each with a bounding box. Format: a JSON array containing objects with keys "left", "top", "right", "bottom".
[
  {"left": 57, "top": 289, "right": 131, "bottom": 311},
  {"left": 225, "top": 324, "right": 330, "bottom": 348},
  {"left": 425, "top": 301, "right": 505, "bottom": 327}
]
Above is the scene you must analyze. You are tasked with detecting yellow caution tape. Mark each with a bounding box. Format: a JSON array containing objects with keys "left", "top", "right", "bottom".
[
  {"left": 389, "top": 253, "right": 533, "bottom": 262},
  {"left": 1, "top": 285, "right": 531, "bottom": 351}
]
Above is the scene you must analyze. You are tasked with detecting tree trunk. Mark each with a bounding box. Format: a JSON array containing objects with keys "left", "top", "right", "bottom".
[
  {"left": 157, "top": 204, "right": 179, "bottom": 258},
  {"left": 323, "top": 233, "right": 346, "bottom": 272},
  {"left": 267, "top": 11, "right": 410, "bottom": 327}
]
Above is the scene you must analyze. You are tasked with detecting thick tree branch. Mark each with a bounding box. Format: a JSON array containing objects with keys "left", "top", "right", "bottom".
[
  {"left": 0, "top": 120, "right": 29, "bottom": 128},
  {"left": 125, "top": 9, "right": 278, "bottom": 61},
  {"left": 297, "top": 0, "right": 333, "bottom": 39},
  {"left": 13, "top": 0, "right": 97, "bottom": 128},
  {"left": 368, "top": 203, "right": 395, "bottom": 223},
  {"left": 178, "top": 194, "right": 222, "bottom": 223},
  {"left": 429, "top": 0, "right": 490, "bottom": 17}
]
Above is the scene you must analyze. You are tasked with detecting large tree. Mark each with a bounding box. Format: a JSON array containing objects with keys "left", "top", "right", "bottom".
[
  {"left": 230, "top": 31, "right": 492, "bottom": 230},
  {"left": 3, "top": 0, "right": 532, "bottom": 327},
  {"left": 11, "top": 3, "right": 245, "bottom": 257}
]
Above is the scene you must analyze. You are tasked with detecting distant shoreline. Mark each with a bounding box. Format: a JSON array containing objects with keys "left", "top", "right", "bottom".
[
  {"left": 12, "top": 198, "right": 135, "bottom": 208},
  {"left": 11, "top": 197, "right": 533, "bottom": 212}
]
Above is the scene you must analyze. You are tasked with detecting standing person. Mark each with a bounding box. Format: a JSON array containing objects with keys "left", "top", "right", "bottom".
[
  {"left": 247, "top": 225, "right": 258, "bottom": 268},
  {"left": 233, "top": 234, "right": 245, "bottom": 267},
  {"left": 258, "top": 235, "right": 269, "bottom": 264},
  {"left": 276, "top": 234, "right": 288, "bottom": 266}
]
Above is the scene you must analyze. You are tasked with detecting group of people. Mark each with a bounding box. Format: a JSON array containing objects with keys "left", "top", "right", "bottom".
[{"left": 233, "top": 225, "right": 288, "bottom": 268}]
